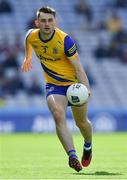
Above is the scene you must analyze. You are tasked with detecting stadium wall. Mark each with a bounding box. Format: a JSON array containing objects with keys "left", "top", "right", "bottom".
[{"left": 0, "top": 107, "right": 127, "bottom": 133}]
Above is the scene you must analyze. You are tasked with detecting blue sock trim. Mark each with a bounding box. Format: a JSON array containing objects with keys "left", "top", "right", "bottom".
[
  {"left": 84, "top": 142, "right": 92, "bottom": 151},
  {"left": 67, "top": 149, "right": 78, "bottom": 159},
  {"left": 69, "top": 154, "right": 78, "bottom": 159},
  {"left": 84, "top": 142, "right": 92, "bottom": 149},
  {"left": 67, "top": 149, "right": 76, "bottom": 155}
]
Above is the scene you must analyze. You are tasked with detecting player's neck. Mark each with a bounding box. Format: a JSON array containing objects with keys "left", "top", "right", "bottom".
[{"left": 40, "top": 30, "right": 55, "bottom": 41}]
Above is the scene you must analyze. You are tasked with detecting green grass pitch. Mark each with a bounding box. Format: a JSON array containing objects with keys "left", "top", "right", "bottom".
[{"left": 0, "top": 132, "right": 127, "bottom": 180}]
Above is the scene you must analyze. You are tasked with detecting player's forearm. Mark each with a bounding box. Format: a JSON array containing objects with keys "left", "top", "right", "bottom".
[
  {"left": 76, "top": 70, "right": 90, "bottom": 92},
  {"left": 25, "top": 41, "right": 33, "bottom": 60},
  {"left": 25, "top": 49, "right": 32, "bottom": 60}
]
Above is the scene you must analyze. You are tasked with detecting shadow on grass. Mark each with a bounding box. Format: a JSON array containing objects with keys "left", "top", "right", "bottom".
[{"left": 73, "top": 171, "right": 122, "bottom": 176}]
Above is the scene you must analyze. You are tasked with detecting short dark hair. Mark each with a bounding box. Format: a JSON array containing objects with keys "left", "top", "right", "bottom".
[{"left": 36, "top": 6, "right": 56, "bottom": 18}]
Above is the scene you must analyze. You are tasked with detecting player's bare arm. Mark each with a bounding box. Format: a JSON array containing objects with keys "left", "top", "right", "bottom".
[
  {"left": 22, "top": 40, "right": 33, "bottom": 72},
  {"left": 69, "top": 54, "right": 91, "bottom": 94}
]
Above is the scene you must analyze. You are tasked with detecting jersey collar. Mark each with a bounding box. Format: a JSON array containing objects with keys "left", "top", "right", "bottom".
[{"left": 38, "top": 30, "right": 55, "bottom": 43}]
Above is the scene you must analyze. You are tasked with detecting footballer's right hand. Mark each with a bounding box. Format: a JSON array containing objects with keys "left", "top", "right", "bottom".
[{"left": 22, "top": 58, "right": 32, "bottom": 72}]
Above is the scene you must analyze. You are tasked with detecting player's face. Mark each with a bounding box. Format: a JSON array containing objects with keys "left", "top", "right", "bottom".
[{"left": 37, "top": 12, "right": 56, "bottom": 35}]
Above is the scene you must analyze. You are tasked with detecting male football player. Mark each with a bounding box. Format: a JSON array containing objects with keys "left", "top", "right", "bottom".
[{"left": 22, "top": 6, "right": 92, "bottom": 172}]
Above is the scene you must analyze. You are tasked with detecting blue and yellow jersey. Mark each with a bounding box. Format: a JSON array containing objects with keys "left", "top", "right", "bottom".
[{"left": 25, "top": 27, "right": 78, "bottom": 86}]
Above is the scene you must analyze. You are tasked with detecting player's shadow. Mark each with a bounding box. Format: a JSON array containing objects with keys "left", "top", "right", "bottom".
[{"left": 73, "top": 171, "right": 122, "bottom": 176}]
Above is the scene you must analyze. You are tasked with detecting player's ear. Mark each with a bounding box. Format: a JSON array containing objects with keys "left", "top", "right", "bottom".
[{"left": 34, "top": 19, "right": 39, "bottom": 28}]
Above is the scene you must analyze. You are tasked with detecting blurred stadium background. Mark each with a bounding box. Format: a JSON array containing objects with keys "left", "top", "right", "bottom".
[{"left": 0, "top": 0, "right": 127, "bottom": 133}]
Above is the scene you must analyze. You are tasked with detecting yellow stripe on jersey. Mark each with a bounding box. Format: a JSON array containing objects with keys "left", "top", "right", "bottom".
[{"left": 68, "top": 44, "right": 77, "bottom": 54}]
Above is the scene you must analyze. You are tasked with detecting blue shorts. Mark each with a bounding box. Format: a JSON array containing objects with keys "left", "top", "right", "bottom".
[
  {"left": 45, "top": 83, "right": 72, "bottom": 106},
  {"left": 45, "top": 83, "right": 70, "bottom": 97}
]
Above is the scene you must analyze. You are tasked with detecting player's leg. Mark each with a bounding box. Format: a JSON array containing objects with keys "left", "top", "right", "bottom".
[
  {"left": 47, "top": 94, "right": 74, "bottom": 151},
  {"left": 71, "top": 103, "right": 92, "bottom": 167},
  {"left": 47, "top": 94, "right": 82, "bottom": 172}
]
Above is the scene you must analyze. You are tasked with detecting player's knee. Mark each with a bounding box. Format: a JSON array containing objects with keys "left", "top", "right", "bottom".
[
  {"left": 52, "top": 107, "right": 64, "bottom": 124},
  {"left": 75, "top": 119, "right": 88, "bottom": 129}
]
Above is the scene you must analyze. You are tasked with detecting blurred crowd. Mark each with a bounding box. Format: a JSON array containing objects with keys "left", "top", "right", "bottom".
[
  {"left": 0, "top": 39, "right": 44, "bottom": 98},
  {"left": 74, "top": 0, "right": 127, "bottom": 63},
  {"left": 0, "top": 0, "right": 44, "bottom": 102},
  {"left": 0, "top": 0, "right": 127, "bottom": 104}
]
